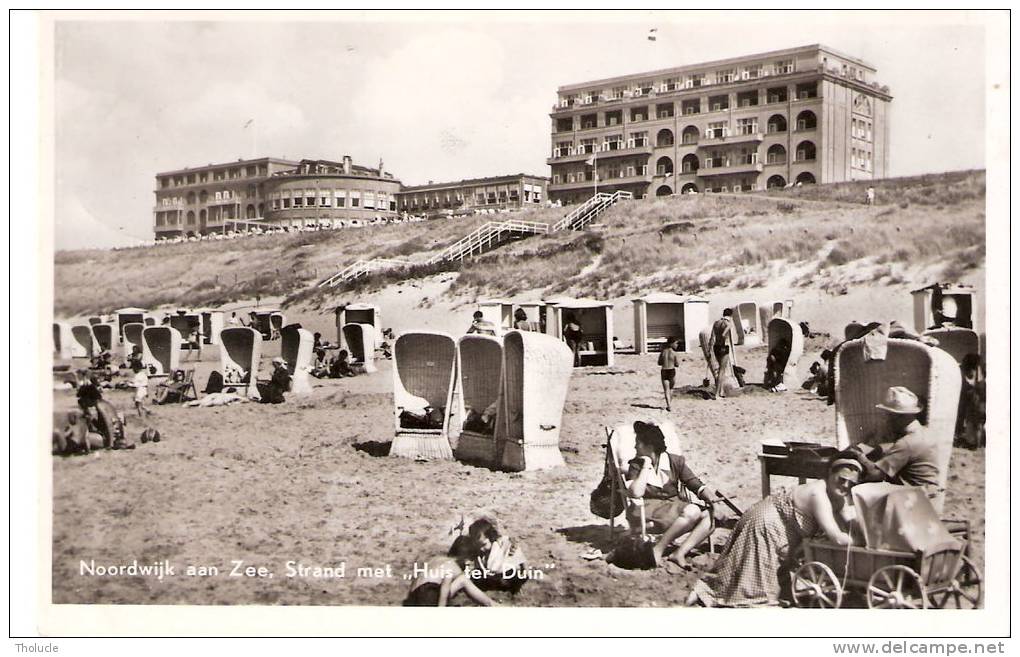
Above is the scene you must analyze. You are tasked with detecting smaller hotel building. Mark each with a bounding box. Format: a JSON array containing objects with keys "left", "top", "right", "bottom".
[{"left": 395, "top": 174, "right": 548, "bottom": 215}]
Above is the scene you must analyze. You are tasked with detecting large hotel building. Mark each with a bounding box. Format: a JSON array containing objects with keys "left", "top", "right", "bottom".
[{"left": 547, "top": 44, "right": 891, "bottom": 204}]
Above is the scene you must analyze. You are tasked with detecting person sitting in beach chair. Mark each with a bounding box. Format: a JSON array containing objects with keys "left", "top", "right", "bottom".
[
  {"left": 620, "top": 421, "right": 717, "bottom": 570},
  {"left": 153, "top": 368, "right": 198, "bottom": 405},
  {"left": 850, "top": 386, "right": 942, "bottom": 501},
  {"left": 257, "top": 357, "right": 291, "bottom": 404}
]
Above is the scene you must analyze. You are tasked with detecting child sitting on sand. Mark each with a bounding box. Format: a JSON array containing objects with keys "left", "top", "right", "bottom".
[{"left": 404, "top": 519, "right": 498, "bottom": 607}]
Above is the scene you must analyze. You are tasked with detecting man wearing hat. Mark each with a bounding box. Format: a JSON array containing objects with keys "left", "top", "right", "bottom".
[
  {"left": 257, "top": 356, "right": 292, "bottom": 404},
  {"left": 853, "top": 386, "right": 940, "bottom": 496}
]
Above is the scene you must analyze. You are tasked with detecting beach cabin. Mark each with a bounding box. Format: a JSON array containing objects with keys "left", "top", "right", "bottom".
[
  {"left": 773, "top": 300, "right": 793, "bottom": 319},
  {"left": 511, "top": 301, "right": 546, "bottom": 333},
  {"left": 540, "top": 296, "right": 573, "bottom": 339},
  {"left": 454, "top": 334, "right": 505, "bottom": 467},
  {"left": 923, "top": 327, "right": 981, "bottom": 365},
  {"left": 911, "top": 283, "right": 977, "bottom": 332},
  {"left": 121, "top": 322, "right": 144, "bottom": 359},
  {"left": 549, "top": 299, "right": 615, "bottom": 367},
  {"left": 834, "top": 338, "right": 961, "bottom": 513},
  {"left": 219, "top": 327, "right": 263, "bottom": 396},
  {"left": 53, "top": 322, "right": 73, "bottom": 360},
  {"left": 731, "top": 302, "right": 762, "bottom": 347},
  {"left": 168, "top": 311, "right": 202, "bottom": 349},
  {"left": 478, "top": 299, "right": 514, "bottom": 334},
  {"left": 91, "top": 323, "right": 116, "bottom": 353},
  {"left": 70, "top": 325, "right": 97, "bottom": 359},
  {"left": 632, "top": 293, "right": 710, "bottom": 354},
  {"left": 114, "top": 308, "right": 146, "bottom": 341},
  {"left": 199, "top": 310, "right": 225, "bottom": 346},
  {"left": 391, "top": 331, "right": 459, "bottom": 461},
  {"left": 496, "top": 331, "right": 574, "bottom": 471},
  {"left": 280, "top": 325, "right": 314, "bottom": 394},
  {"left": 251, "top": 309, "right": 284, "bottom": 340},
  {"left": 342, "top": 323, "right": 377, "bottom": 373},
  {"left": 336, "top": 303, "right": 382, "bottom": 348},
  {"left": 766, "top": 317, "right": 805, "bottom": 387},
  {"left": 141, "top": 326, "right": 182, "bottom": 376}
]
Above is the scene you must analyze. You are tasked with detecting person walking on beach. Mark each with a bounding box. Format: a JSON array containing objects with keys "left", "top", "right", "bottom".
[
  {"left": 658, "top": 337, "right": 681, "bottom": 411},
  {"left": 866, "top": 186, "right": 876, "bottom": 205}
]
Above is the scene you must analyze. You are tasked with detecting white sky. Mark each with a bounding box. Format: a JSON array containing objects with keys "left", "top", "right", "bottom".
[{"left": 53, "top": 11, "right": 989, "bottom": 249}]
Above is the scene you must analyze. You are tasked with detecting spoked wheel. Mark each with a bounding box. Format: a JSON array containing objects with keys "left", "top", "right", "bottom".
[
  {"left": 929, "top": 556, "right": 983, "bottom": 609},
  {"left": 867, "top": 565, "right": 928, "bottom": 609},
  {"left": 792, "top": 561, "right": 843, "bottom": 608}
]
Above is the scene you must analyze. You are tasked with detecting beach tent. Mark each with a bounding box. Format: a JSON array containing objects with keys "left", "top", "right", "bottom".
[
  {"left": 219, "top": 327, "right": 263, "bottom": 396},
  {"left": 911, "top": 283, "right": 976, "bottom": 332},
  {"left": 91, "top": 323, "right": 116, "bottom": 353},
  {"left": 496, "top": 330, "right": 573, "bottom": 471},
  {"left": 923, "top": 327, "right": 981, "bottom": 365},
  {"left": 336, "top": 303, "right": 382, "bottom": 348},
  {"left": 833, "top": 337, "right": 961, "bottom": 513},
  {"left": 70, "top": 325, "right": 97, "bottom": 359},
  {"left": 53, "top": 322, "right": 73, "bottom": 360},
  {"left": 478, "top": 299, "right": 514, "bottom": 333},
  {"left": 280, "top": 325, "right": 314, "bottom": 394},
  {"left": 342, "top": 323, "right": 377, "bottom": 373},
  {"left": 731, "top": 302, "right": 762, "bottom": 347},
  {"left": 454, "top": 334, "right": 505, "bottom": 467},
  {"left": 766, "top": 317, "right": 805, "bottom": 387},
  {"left": 168, "top": 311, "right": 202, "bottom": 349},
  {"left": 121, "top": 322, "right": 144, "bottom": 359},
  {"left": 391, "top": 331, "right": 459, "bottom": 460},
  {"left": 632, "top": 293, "right": 710, "bottom": 354},
  {"left": 549, "top": 298, "right": 615, "bottom": 367},
  {"left": 199, "top": 310, "right": 225, "bottom": 346},
  {"left": 114, "top": 308, "right": 146, "bottom": 340},
  {"left": 141, "top": 326, "right": 183, "bottom": 376}
]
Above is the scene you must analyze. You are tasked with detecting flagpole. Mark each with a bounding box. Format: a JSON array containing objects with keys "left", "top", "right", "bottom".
[{"left": 593, "top": 146, "right": 598, "bottom": 196}]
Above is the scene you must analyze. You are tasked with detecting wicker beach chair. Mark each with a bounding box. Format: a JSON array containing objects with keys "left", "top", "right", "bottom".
[
  {"left": 70, "top": 324, "right": 97, "bottom": 359},
  {"left": 53, "top": 322, "right": 73, "bottom": 360},
  {"left": 90, "top": 323, "right": 116, "bottom": 353},
  {"left": 142, "top": 326, "right": 183, "bottom": 377},
  {"left": 391, "top": 331, "right": 459, "bottom": 460},
  {"left": 269, "top": 313, "right": 286, "bottom": 340},
  {"left": 280, "top": 325, "right": 314, "bottom": 394},
  {"left": 923, "top": 327, "right": 981, "bottom": 366},
  {"left": 833, "top": 337, "right": 962, "bottom": 513},
  {"left": 168, "top": 313, "right": 201, "bottom": 350},
  {"left": 121, "top": 322, "right": 144, "bottom": 359},
  {"left": 342, "top": 323, "right": 377, "bottom": 373},
  {"left": 219, "top": 327, "right": 263, "bottom": 397},
  {"left": 454, "top": 334, "right": 505, "bottom": 467},
  {"left": 732, "top": 302, "right": 761, "bottom": 347},
  {"left": 495, "top": 330, "right": 573, "bottom": 471},
  {"left": 767, "top": 317, "right": 805, "bottom": 388}
]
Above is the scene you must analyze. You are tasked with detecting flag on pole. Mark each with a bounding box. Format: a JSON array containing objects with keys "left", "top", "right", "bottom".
[
  {"left": 647, "top": 28, "right": 657, "bottom": 41},
  {"left": 585, "top": 153, "right": 596, "bottom": 166},
  {"left": 243, "top": 118, "right": 254, "bottom": 129}
]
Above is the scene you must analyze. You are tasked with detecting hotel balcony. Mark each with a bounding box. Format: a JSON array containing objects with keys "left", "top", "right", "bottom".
[
  {"left": 547, "top": 143, "right": 652, "bottom": 165},
  {"left": 698, "top": 162, "right": 764, "bottom": 177},
  {"left": 698, "top": 131, "right": 765, "bottom": 148},
  {"left": 549, "top": 173, "right": 648, "bottom": 192}
]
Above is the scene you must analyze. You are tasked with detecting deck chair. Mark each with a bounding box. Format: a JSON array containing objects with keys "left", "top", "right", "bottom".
[
  {"left": 833, "top": 337, "right": 962, "bottom": 514},
  {"left": 602, "top": 422, "right": 741, "bottom": 554},
  {"left": 923, "top": 327, "right": 981, "bottom": 366},
  {"left": 153, "top": 368, "right": 198, "bottom": 404}
]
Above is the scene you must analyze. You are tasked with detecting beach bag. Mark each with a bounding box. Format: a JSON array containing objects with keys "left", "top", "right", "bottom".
[
  {"left": 589, "top": 474, "right": 627, "bottom": 520},
  {"left": 140, "top": 428, "right": 161, "bottom": 444},
  {"left": 606, "top": 532, "right": 657, "bottom": 570}
]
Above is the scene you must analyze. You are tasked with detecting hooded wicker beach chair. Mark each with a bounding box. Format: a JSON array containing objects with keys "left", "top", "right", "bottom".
[
  {"left": 911, "top": 284, "right": 976, "bottom": 332},
  {"left": 53, "top": 322, "right": 73, "bottom": 360},
  {"left": 632, "top": 293, "right": 710, "bottom": 354},
  {"left": 495, "top": 330, "right": 573, "bottom": 471},
  {"left": 731, "top": 302, "right": 761, "bottom": 347},
  {"left": 923, "top": 327, "right": 981, "bottom": 366},
  {"left": 391, "top": 331, "right": 458, "bottom": 460},
  {"left": 70, "top": 325, "right": 97, "bottom": 359},
  {"left": 91, "top": 323, "right": 116, "bottom": 354},
  {"left": 114, "top": 308, "right": 146, "bottom": 338},
  {"left": 454, "top": 334, "right": 505, "bottom": 467},
  {"left": 280, "top": 325, "right": 314, "bottom": 394},
  {"left": 141, "top": 326, "right": 183, "bottom": 376},
  {"left": 336, "top": 303, "right": 381, "bottom": 349},
  {"left": 342, "top": 323, "right": 377, "bottom": 373},
  {"left": 169, "top": 312, "right": 202, "bottom": 349},
  {"left": 834, "top": 337, "right": 962, "bottom": 513},
  {"left": 767, "top": 317, "right": 805, "bottom": 387},
  {"left": 219, "top": 327, "right": 263, "bottom": 396},
  {"left": 121, "top": 322, "right": 145, "bottom": 359}
]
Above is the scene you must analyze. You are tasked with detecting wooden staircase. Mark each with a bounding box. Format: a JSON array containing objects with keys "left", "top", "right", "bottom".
[{"left": 318, "top": 191, "right": 632, "bottom": 288}]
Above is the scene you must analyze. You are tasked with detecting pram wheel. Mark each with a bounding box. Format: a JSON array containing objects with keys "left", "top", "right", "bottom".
[
  {"left": 867, "top": 565, "right": 928, "bottom": 609},
  {"left": 792, "top": 561, "right": 843, "bottom": 608},
  {"left": 930, "top": 556, "right": 982, "bottom": 609}
]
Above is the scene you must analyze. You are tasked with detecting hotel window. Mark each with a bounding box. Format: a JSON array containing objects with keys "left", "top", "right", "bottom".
[
  {"left": 334, "top": 190, "right": 346, "bottom": 208},
  {"left": 214, "top": 170, "right": 224, "bottom": 181},
  {"left": 199, "top": 173, "right": 208, "bottom": 182},
  {"left": 774, "top": 59, "right": 793, "bottom": 75},
  {"left": 706, "top": 121, "right": 728, "bottom": 139},
  {"left": 566, "top": 172, "right": 575, "bottom": 183},
  {"left": 364, "top": 192, "right": 376, "bottom": 209},
  {"left": 661, "top": 77, "right": 679, "bottom": 92},
  {"left": 631, "top": 131, "right": 648, "bottom": 147},
  {"left": 214, "top": 191, "right": 222, "bottom": 201},
  {"left": 319, "top": 192, "right": 330, "bottom": 207},
  {"left": 681, "top": 99, "right": 700, "bottom": 115},
  {"left": 283, "top": 197, "right": 292, "bottom": 209},
  {"left": 630, "top": 107, "right": 646, "bottom": 122},
  {"left": 689, "top": 73, "right": 705, "bottom": 88},
  {"left": 611, "top": 86, "right": 626, "bottom": 100},
  {"left": 580, "top": 138, "right": 597, "bottom": 154},
  {"left": 852, "top": 119, "right": 858, "bottom": 138},
  {"left": 186, "top": 174, "right": 196, "bottom": 184},
  {"left": 603, "top": 135, "right": 623, "bottom": 151},
  {"left": 272, "top": 196, "right": 280, "bottom": 211},
  {"left": 350, "top": 191, "right": 361, "bottom": 208},
  {"left": 293, "top": 193, "right": 303, "bottom": 207},
  {"left": 866, "top": 122, "right": 873, "bottom": 141},
  {"left": 305, "top": 190, "right": 315, "bottom": 207},
  {"left": 553, "top": 174, "right": 561, "bottom": 184},
  {"left": 554, "top": 141, "right": 572, "bottom": 157},
  {"left": 744, "top": 65, "right": 763, "bottom": 79},
  {"left": 230, "top": 168, "right": 240, "bottom": 179},
  {"left": 715, "top": 69, "right": 736, "bottom": 84},
  {"left": 736, "top": 118, "right": 758, "bottom": 135}
]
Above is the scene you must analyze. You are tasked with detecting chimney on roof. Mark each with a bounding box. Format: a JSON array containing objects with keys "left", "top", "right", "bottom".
[
  {"left": 378, "top": 158, "right": 384, "bottom": 178},
  {"left": 343, "top": 155, "right": 352, "bottom": 175}
]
